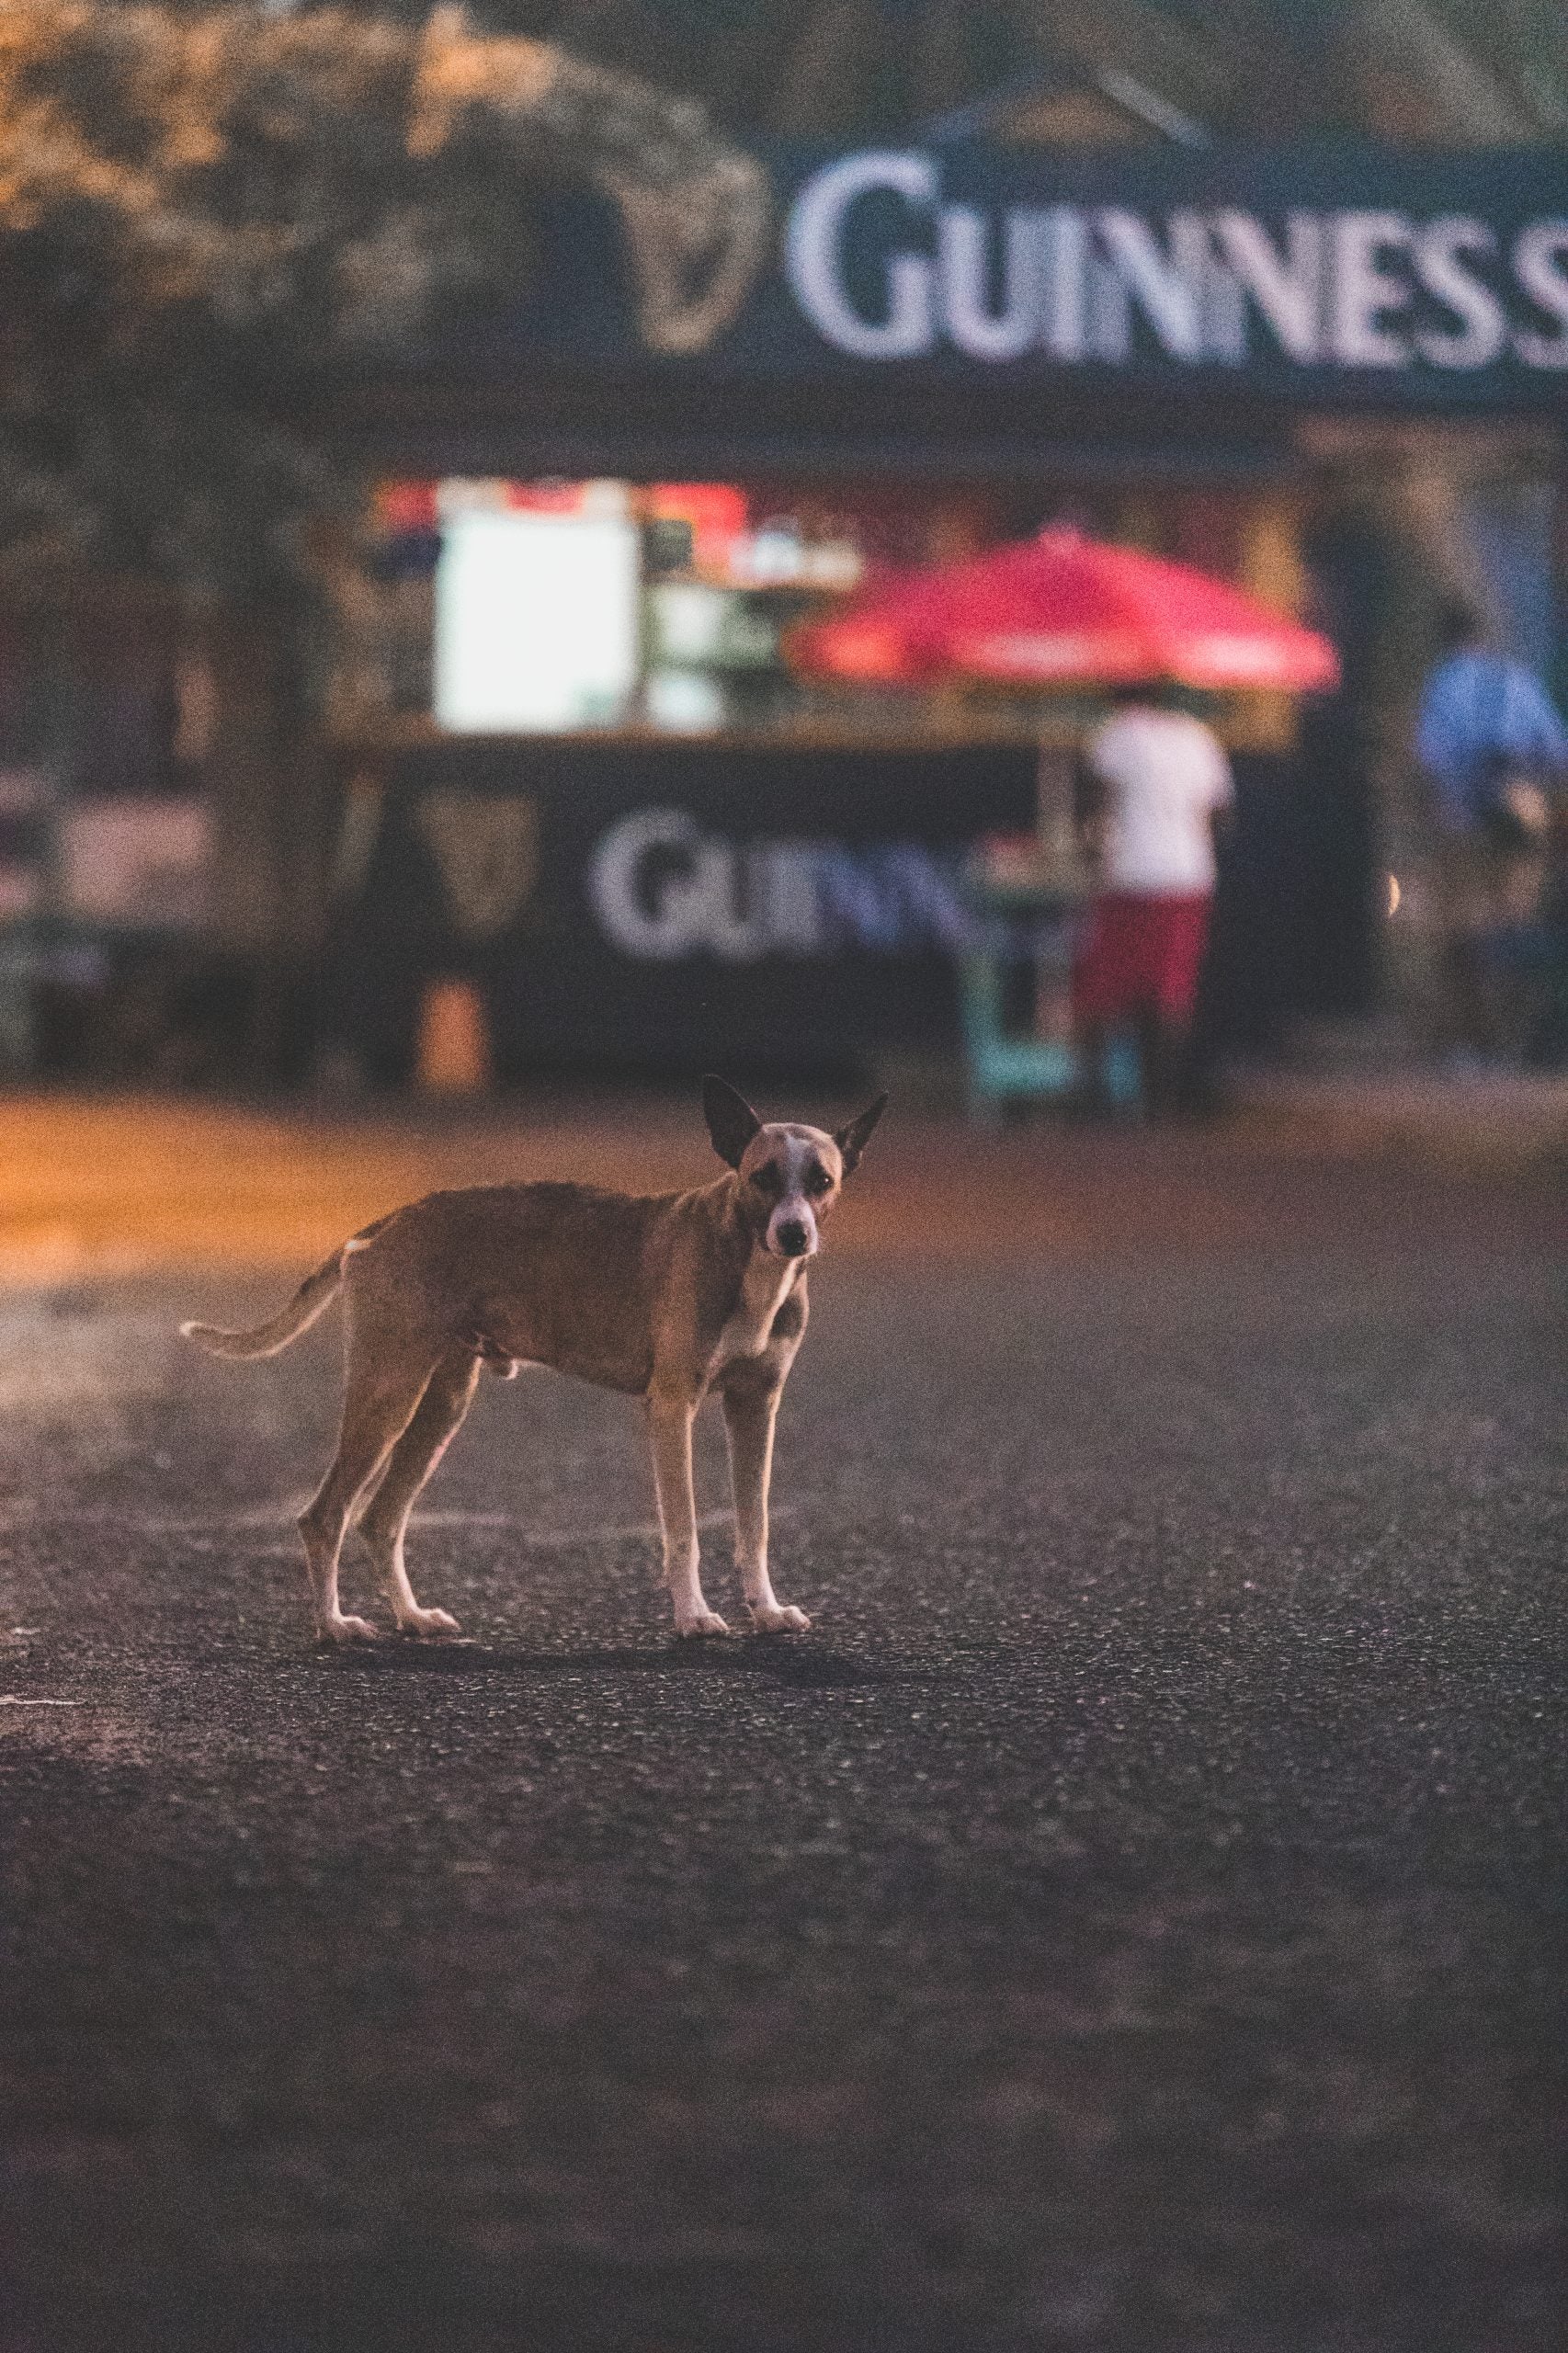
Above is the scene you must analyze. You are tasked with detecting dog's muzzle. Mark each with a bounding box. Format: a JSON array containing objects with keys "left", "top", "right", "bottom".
[{"left": 772, "top": 1217, "right": 814, "bottom": 1258}]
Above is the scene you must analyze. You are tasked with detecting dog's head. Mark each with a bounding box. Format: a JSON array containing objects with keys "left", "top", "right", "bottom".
[{"left": 702, "top": 1075, "right": 886, "bottom": 1261}]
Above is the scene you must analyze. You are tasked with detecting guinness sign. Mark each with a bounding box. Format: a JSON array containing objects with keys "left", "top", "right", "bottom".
[{"left": 783, "top": 150, "right": 1568, "bottom": 377}]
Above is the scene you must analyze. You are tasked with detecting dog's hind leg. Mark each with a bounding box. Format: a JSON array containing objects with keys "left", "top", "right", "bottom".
[
  {"left": 298, "top": 1344, "right": 439, "bottom": 1645},
  {"left": 358, "top": 1347, "right": 481, "bottom": 1637}
]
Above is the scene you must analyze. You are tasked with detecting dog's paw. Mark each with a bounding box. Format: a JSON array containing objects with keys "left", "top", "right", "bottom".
[
  {"left": 318, "top": 1612, "right": 379, "bottom": 1646},
  {"left": 675, "top": 1608, "right": 732, "bottom": 1639},
  {"left": 751, "top": 1602, "right": 812, "bottom": 1634},
  {"left": 396, "top": 1607, "right": 462, "bottom": 1639}
]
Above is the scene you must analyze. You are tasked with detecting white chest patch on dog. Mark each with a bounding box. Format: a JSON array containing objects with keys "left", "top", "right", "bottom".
[{"left": 712, "top": 1253, "right": 800, "bottom": 1374}]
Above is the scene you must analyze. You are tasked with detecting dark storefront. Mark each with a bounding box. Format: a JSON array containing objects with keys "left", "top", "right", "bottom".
[{"left": 184, "top": 142, "right": 1568, "bottom": 1083}]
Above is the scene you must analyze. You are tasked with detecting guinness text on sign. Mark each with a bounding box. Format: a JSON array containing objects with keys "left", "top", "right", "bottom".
[{"left": 785, "top": 150, "right": 1568, "bottom": 374}]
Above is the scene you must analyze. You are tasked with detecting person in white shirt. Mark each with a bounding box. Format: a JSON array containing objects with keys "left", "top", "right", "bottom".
[{"left": 1073, "top": 684, "right": 1234, "bottom": 1116}]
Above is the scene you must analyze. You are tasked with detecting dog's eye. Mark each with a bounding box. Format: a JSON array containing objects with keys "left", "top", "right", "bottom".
[
  {"left": 751, "top": 1165, "right": 783, "bottom": 1197},
  {"left": 804, "top": 1164, "right": 833, "bottom": 1196}
]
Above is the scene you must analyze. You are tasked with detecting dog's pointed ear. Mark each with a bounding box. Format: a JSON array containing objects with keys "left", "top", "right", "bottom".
[
  {"left": 835, "top": 1093, "right": 888, "bottom": 1176},
  {"left": 703, "top": 1075, "right": 762, "bottom": 1169}
]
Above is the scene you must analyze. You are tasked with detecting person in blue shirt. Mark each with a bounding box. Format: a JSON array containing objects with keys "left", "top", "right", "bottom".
[
  {"left": 1418, "top": 601, "right": 1568, "bottom": 837},
  {"left": 1415, "top": 600, "right": 1568, "bottom": 1063}
]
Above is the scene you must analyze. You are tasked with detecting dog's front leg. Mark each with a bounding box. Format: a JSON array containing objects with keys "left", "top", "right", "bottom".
[
  {"left": 647, "top": 1390, "right": 730, "bottom": 1637},
  {"left": 722, "top": 1379, "right": 810, "bottom": 1633}
]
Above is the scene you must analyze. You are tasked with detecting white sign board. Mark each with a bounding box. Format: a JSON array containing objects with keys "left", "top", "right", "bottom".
[{"left": 434, "top": 509, "right": 640, "bottom": 733}]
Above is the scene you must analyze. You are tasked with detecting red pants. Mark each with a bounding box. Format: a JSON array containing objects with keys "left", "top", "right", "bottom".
[{"left": 1072, "top": 891, "right": 1213, "bottom": 1025}]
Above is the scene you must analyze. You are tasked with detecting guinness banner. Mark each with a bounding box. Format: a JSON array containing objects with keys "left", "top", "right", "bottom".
[
  {"left": 506, "top": 142, "right": 1568, "bottom": 410},
  {"left": 338, "top": 743, "right": 1037, "bottom": 1083}
]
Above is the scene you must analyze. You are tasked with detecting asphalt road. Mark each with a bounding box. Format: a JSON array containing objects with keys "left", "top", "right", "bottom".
[{"left": 1, "top": 1132, "right": 1564, "bottom": 2351}]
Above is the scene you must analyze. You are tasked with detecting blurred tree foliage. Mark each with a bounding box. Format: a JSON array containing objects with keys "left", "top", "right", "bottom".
[
  {"left": 0, "top": 2, "right": 766, "bottom": 631},
  {"left": 382, "top": 1, "right": 1568, "bottom": 144}
]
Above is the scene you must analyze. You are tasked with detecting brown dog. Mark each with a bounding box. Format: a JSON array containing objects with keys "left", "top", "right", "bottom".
[{"left": 181, "top": 1078, "right": 886, "bottom": 1645}]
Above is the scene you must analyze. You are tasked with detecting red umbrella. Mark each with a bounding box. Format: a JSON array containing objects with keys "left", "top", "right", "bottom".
[{"left": 789, "top": 526, "right": 1339, "bottom": 694}]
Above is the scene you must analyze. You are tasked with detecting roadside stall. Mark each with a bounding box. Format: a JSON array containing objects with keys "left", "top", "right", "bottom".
[{"left": 50, "top": 132, "right": 1542, "bottom": 1094}]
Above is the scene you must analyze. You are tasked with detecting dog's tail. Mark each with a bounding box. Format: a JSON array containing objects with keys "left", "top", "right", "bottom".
[{"left": 179, "top": 1221, "right": 387, "bottom": 1360}]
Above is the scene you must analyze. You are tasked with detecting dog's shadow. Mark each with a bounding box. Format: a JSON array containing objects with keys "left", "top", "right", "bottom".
[{"left": 324, "top": 1636, "right": 903, "bottom": 1690}]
